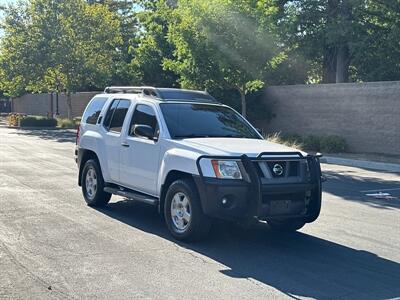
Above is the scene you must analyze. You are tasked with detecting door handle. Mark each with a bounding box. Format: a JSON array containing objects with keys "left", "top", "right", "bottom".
[{"left": 121, "top": 142, "right": 130, "bottom": 148}]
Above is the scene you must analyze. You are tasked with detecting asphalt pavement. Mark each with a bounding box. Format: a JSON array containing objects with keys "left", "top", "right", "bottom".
[{"left": 0, "top": 126, "right": 399, "bottom": 300}]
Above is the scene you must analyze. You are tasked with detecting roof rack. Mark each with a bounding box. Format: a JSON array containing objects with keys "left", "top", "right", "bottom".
[
  {"left": 103, "top": 86, "right": 218, "bottom": 103},
  {"left": 104, "top": 86, "right": 161, "bottom": 98}
]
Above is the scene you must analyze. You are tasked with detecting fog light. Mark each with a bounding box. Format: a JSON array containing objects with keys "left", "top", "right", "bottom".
[{"left": 221, "top": 195, "right": 235, "bottom": 208}]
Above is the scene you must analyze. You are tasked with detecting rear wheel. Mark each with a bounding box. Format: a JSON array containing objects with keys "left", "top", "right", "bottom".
[
  {"left": 268, "top": 218, "right": 306, "bottom": 232},
  {"left": 164, "top": 179, "right": 211, "bottom": 241},
  {"left": 82, "top": 159, "right": 111, "bottom": 207}
]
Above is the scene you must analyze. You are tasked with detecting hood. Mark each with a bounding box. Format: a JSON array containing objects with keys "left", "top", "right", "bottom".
[{"left": 172, "top": 138, "right": 306, "bottom": 157}]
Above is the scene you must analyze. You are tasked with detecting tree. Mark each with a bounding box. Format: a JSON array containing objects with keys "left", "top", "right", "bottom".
[
  {"left": 130, "top": 0, "right": 179, "bottom": 87},
  {"left": 274, "top": 0, "right": 400, "bottom": 84},
  {"left": 0, "top": 0, "right": 122, "bottom": 118},
  {"left": 165, "top": 0, "right": 282, "bottom": 117},
  {"left": 350, "top": 0, "right": 400, "bottom": 82},
  {"left": 87, "top": 0, "right": 139, "bottom": 85}
]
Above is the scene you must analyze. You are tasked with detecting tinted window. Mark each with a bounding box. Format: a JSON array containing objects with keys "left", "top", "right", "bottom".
[
  {"left": 103, "top": 99, "right": 119, "bottom": 129},
  {"left": 160, "top": 103, "right": 260, "bottom": 139},
  {"left": 129, "top": 104, "right": 159, "bottom": 137},
  {"left": 157, "top": 90, "right": 215, "bottom": 102},
  {"left": 82, "top": 97, "right": 107, "bottom": 124},
  {"left": 108, "top": 100, "right": 131, "bottom": 133}
]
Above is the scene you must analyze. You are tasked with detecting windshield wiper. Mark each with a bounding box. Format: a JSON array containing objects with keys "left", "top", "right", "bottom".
[
  {"left": 219, "top": 134, "right": 245, "bottom": 138},
  {"left": 174, "top": 134, "right": 210, "bottom": 139},
  {"left": 174, "top": 134, "right": 245, "bottom": 139}
]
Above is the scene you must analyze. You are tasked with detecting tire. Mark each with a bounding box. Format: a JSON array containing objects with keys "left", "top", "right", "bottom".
[
  {"left": 81, "top": 159, "right": 111, "bottom": 207},
  {"left": 268, "top": 218, "right": 306, "bottom": 232},
  {"left": 164, "top": 179, "right": 211, "bottom": 241}
]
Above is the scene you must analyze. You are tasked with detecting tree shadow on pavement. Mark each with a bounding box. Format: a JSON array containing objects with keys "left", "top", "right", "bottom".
[
  {"left": 11, "top": 129, "right": 76, "bottom": 143},
  {"left": 323, "top": 169, "right": 400, "bottom": 209},
  {"left": 96, "top": 200, "right": 400, "bottom": 300}
]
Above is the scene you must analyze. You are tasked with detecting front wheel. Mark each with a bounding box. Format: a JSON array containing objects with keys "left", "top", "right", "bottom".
[
  {"left": 164, "top": 179, "right": 211, "bottom": 241},
  {"left": 268, "top": 218, "right": 306, "bottom": 232},
  {"left": 81, "top": 159, "right": 111, "bottom": 207}
]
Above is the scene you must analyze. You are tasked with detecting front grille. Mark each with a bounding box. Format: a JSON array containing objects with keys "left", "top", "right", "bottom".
[
  {"left": 254, "top": 160, "right": 303, "bottom": 178},
  {"left": 251, "top": 157, "right": 309, "bottom": 183}
]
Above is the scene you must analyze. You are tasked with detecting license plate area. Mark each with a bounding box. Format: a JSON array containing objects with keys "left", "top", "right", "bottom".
[
  {"left": 270, "top": 200, "right": 292, "bottom": 215},
  {"left": 263, "top": 192, "right": 306, "bottom": 216}
]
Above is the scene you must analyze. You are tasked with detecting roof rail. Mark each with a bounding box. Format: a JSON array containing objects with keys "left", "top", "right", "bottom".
[
  {"left": 103, "top": 86, "right": 218, "bottom": 103},
  {"left": 104, "top": 86, "right": 161, "bottom": 98}
]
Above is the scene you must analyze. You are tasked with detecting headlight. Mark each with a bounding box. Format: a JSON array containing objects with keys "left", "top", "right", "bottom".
[{"left": 211, "top": 160, "right": 242, "bottom": 179}]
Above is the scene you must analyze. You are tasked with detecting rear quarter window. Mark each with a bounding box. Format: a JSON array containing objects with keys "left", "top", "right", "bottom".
[{"left": 82, "top": 97, "right": 108, "bottom": 125}]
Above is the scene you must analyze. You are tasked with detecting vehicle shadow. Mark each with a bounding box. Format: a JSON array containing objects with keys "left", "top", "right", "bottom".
[
  {"left": 11, "top": 128, "right": 76, "bottom": 143},
  {"left": 323, "top": 169, "right": 400, "bottom": 209},
  {"left": 96, "top": 200, "right": 400, "bottom": 300}
]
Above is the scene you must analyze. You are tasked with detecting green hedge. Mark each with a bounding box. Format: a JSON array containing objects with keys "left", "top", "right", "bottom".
[
  {"left": 19, "top": 116, "right": 57, "bottom": 128},
  {"left": 280, "top": 134, "right": 348, "bottom": 153}
]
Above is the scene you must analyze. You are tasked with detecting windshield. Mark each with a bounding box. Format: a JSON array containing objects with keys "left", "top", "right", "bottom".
[{"left": 160, "top": 103, "right": 261, "bottom": 139}]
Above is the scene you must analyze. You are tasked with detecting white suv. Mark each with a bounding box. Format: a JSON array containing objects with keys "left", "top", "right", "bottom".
[{"left": 76, "top": 86, "right": 323, "bottom": 241}]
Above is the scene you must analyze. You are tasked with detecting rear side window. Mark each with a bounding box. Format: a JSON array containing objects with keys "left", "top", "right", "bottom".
[
  {"left": 103, "top": 99, "right": 119, "bottom": 128},
  {"left": 82, "top": 97, "right": 107, "bottom": 124},
  {"left": 103, "top": 99, "right": 131, "bottom": 133}
]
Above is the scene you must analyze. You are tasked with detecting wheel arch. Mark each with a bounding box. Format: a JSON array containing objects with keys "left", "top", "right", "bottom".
[
  {"left": 159, "top": 170, "right": 196, "bottom": 215},
  {"left": 78, "top": 149, "right": 100, "bottom": 186}
]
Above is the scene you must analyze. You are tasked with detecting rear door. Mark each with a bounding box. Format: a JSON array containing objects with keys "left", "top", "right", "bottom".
[
  {"left": 102, "top": 98, "right": 131, "bottom": 183},
  {"left": 119, "top": 103, "right": 161, "bottom": 196}
]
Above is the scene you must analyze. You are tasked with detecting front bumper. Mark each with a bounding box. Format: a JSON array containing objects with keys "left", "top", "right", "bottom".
[{"left": 194, "top": 153, "right": 323, "bottom": 223}]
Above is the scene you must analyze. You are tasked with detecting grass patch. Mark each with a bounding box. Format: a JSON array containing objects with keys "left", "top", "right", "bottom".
[
  {"left": 266, "top": 132, "right": 348, "bottom": 153},
  {"left": 57, "top": 118, "right": 79, "bottom": 129}
]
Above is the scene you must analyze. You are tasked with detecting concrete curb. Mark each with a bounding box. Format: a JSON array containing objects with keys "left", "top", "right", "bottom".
[
  {"left": 5, "top": 126, "right": 77, "bottom": 131},
  {"left": 321, "top": 156, "right": 400, "bottom": 173}
]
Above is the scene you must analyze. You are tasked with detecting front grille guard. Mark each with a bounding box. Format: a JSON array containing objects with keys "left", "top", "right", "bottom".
[
  {"left": 196, "top": 152, "right": 323, "bottom": 220},
  {"left": 241, "top": 152, "right": 323, "bottom": 218}
]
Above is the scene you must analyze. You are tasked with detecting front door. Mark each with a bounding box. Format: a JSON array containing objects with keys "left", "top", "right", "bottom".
[
  {"left": 120, "top": 103, "right": 161, "bottom": 196},
  {"left": 102, "top": 98, "right": 131, "bottom": 182}
]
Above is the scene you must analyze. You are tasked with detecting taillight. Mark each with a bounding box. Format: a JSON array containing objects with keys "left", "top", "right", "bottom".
[{"left": 76, "top": 125, "right": 80, "bottom": 145}]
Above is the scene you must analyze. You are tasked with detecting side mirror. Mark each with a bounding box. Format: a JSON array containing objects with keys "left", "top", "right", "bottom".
[{"left": 133, "top": 124, "right": 155, "bottom": 140}]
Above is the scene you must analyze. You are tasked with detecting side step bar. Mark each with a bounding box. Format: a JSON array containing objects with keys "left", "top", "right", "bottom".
[{"left": 104, "top": 186, "right": 159, "bottom": 206}]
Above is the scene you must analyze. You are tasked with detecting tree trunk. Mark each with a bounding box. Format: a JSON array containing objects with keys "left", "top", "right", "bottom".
[
  {"left": 336, "top": 1, "right": 351, "bottom": 83},
  {"left": 322, "top": 0, "right": 339, "bottom": 83},
  {"left": 66, "top": 91, "right": 72, "bottom": 120},
  {"left": 239, "top": 89, "right": 246, "bottom": 118},
  {"left": 336, "top": 43, "right": 350, "bottom": 83},
  {"left": 322, "top": 45, "right": 337, "bottom": 83}
]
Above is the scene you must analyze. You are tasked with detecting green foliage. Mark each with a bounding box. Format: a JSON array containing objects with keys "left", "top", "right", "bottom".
[
  {"left": 57, "top": 118, "right": 79, "bottom": 128},
  {"left": 270, "top": 133, "right": 348, "bottom": 153},
  {"left": 87, "top": 0, "right": 139, "bottom": 85},
  {"left": 164, "top": 0, "right": 283, "bottom": 116},
  {"left": 130, "top": 0, "right": 179, "bottom": 87},
  {"left": 1, "top": 0, "right": 400, "bottom": 120},
  {"left": 319, "top": 135, "right": 348, "bottom": 153},
  {"left": 274, "top": 0, "right": 400, "bottom": 83},
  {"left": 19, "top": 116, "right": 57, "bottom": 127},
  {"left": 0, "top": 0, "right": 122, "bottom": 97}
]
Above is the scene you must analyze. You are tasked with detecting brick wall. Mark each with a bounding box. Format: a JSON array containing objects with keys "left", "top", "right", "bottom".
[
  {"left": 11, "top": 82, "right": 400, "bottom": 155},
  {"left": 12, "top": 92, "right": 99, "bottom": 119},
  {"left": 260, "top": 81, "right": 400, "bottom": 155}
]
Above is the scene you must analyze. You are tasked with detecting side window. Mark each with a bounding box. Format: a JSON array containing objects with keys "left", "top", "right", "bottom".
[
  {"left": 103, "top": 99, "right": 119, "bottom": 129},
  {"left": 103, "top": 99, "right": 131, "bottom": 133},
  {"left": 129, "top": 104, "right": 159, "bottom": 138},
  {"left": 82, "top": 97, "right": 107, "bottom": 124}
]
